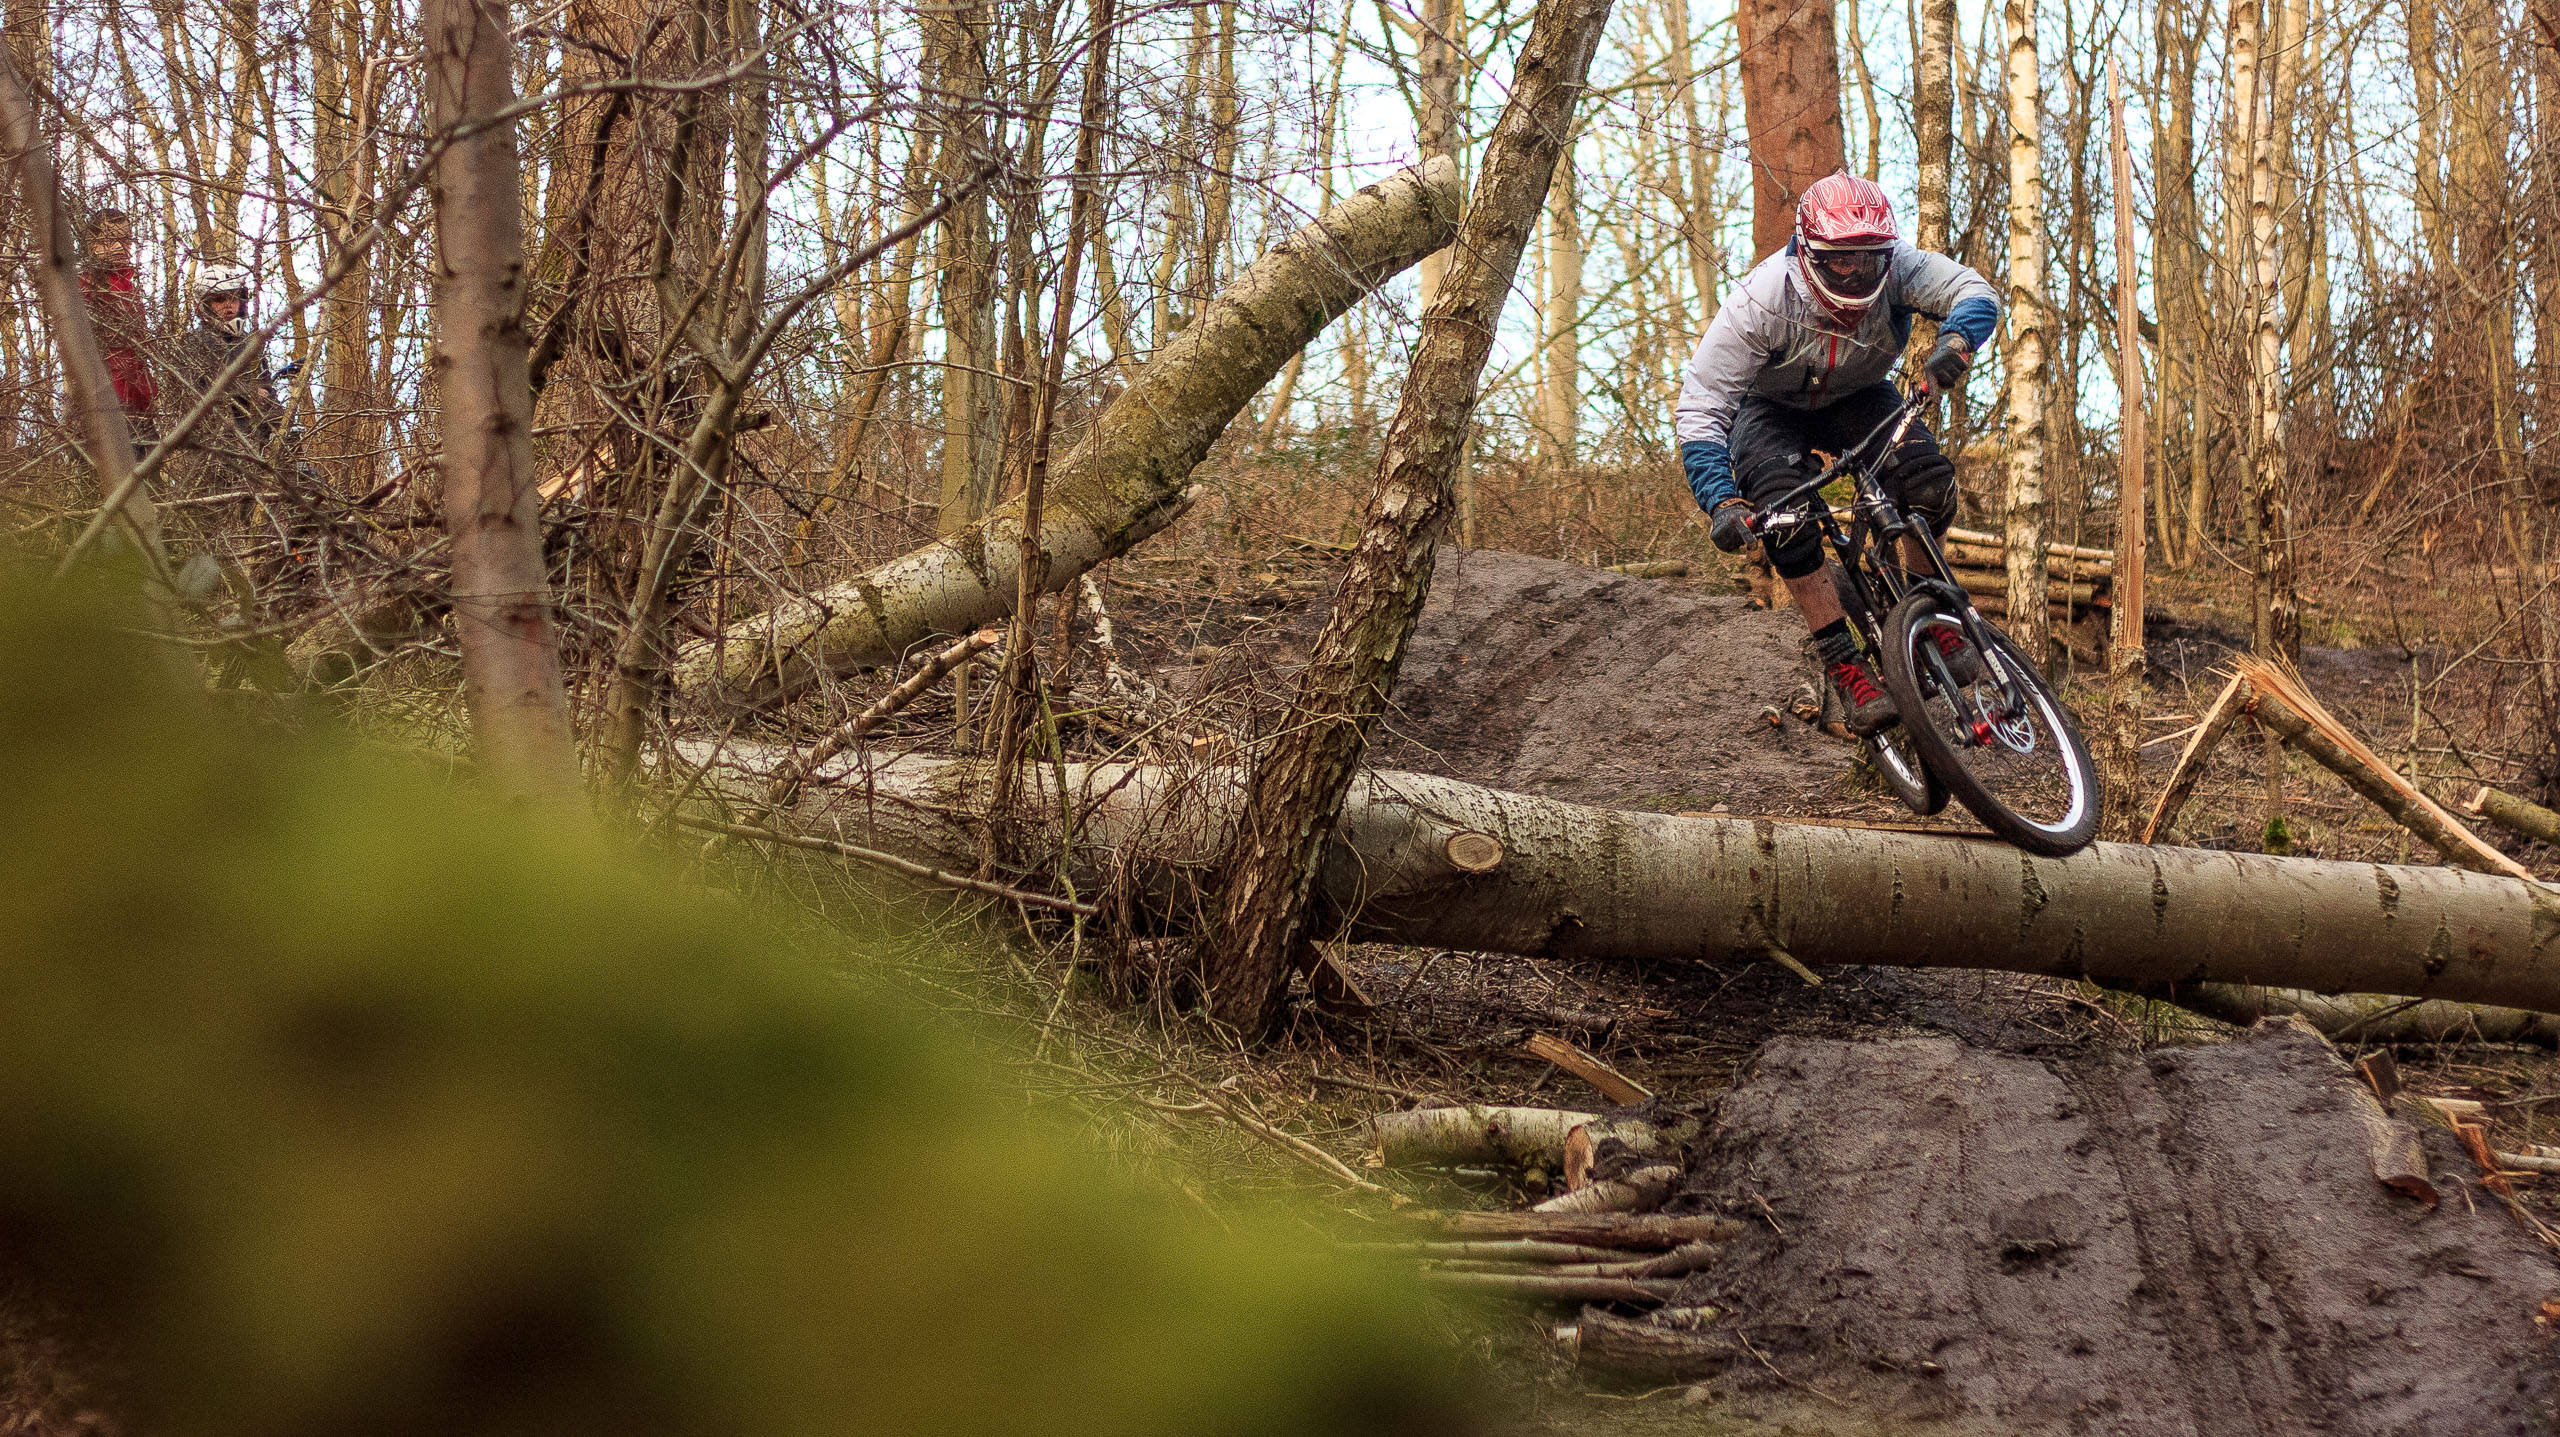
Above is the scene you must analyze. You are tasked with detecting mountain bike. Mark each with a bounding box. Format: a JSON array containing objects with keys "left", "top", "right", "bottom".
[{"left": 1745, "top": 388, "right": 2102, "bottom": 856}]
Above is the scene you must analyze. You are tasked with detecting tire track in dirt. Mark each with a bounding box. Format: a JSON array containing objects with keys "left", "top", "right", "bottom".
[{"left": 1679, "top": 1025, "right": 2560, "bottom": 1435}]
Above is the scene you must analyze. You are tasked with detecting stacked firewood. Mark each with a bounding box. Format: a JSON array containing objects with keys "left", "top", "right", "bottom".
[{"left": 1930, "top": 524, "right": 2115, "bottom": 625}]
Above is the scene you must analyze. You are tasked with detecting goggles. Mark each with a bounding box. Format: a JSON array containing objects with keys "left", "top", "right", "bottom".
[{"left": 1807, "top": 246, "right": 1888, "bottom": 299}]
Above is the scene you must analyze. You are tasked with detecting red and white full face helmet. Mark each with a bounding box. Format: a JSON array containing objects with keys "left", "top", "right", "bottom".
[{"left": 1793, "top": 170, "right": 1898, "bottom": 324}]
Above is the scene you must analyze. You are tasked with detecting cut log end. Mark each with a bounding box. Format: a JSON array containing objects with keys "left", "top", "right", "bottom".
[{"left": 1444, "top": 830, "right": 1505, "bottom": 873}]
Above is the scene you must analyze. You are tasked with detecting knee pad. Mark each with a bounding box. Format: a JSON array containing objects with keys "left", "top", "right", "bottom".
[
  {"left": 1737, "top": 450, "right": 1825, "bottom": 579},
  {"left": 1887, "top": 446, "right": 1958, "bottom": 536}
]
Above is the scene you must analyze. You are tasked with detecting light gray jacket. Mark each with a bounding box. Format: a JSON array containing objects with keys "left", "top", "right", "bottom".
[{"left": 1672, "top": 241, "right": 2000, "bottom": 451}]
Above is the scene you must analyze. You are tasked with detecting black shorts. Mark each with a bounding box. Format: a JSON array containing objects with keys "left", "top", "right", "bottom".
[{"left": 1730, "top": 383, "right": 1957, "bottom": 579}]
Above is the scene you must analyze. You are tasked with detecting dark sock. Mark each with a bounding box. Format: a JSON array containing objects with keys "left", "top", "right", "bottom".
[{"left": 1812, "top": 618, "right": 1859, "bottom": 666}]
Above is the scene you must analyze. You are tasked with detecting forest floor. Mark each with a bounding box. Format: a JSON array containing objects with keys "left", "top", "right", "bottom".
[{"left": 1021, "top": 529, "right": 2560, "bottom": 1435}]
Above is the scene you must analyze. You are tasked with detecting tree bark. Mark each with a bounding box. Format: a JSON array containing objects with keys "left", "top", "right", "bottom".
[
  {"left": 1901, "top": 0, "right": 1954, "bottom": 375},
  {"left": 1203, "top": 0, "right": 1615, "bottom": 1036},
  {"left": 424, "top": 0, "right": 582, "bottom": 807},
  {"left": 928, "top": 0, "right": 1000, "bottom": 537},
  {"left": 2001, "top": 0, "right": 2049, "bottom": 664},
  {"left": 776, "top": 754, "right": 2560, "bottom": 1018},
  {"left": 1414, "top": 0, "right": 1467, "bottom": 308},
  {"left": 2105, "top": 58, "right": 2147, "bottom": 830},
  {"left": 2240, "top": 0, "right": 2297, "bottom": 664},
  {"left": 1736, "top": 0, "right": 1846, "bottom": 260},
  {"left": 2153, "top": 0, "right": 2199, "bottom": 567},
  {"left": 671, "top": 159, "right": 1464, "bottom": 709}
]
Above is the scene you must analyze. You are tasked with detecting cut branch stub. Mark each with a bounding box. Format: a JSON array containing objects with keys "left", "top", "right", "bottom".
[
  {"left": 1445, "top": 831, "right": 1505, "bottom": 873},
  {"left": 671, "top": 158, "right": 1464, "bottom": 710}
]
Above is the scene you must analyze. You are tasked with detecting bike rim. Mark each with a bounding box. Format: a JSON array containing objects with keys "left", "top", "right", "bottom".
[
  {"left": 1866, "top": 725, "right": 1935, "bottom": 804},
  {"left": 1904, "top": 614, "right": 2094, "bottom": 840}
]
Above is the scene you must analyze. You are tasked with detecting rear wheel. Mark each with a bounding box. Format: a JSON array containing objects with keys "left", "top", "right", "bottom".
[{"left": 1879, "top": 592, "right": 2101, "bottom": 855}]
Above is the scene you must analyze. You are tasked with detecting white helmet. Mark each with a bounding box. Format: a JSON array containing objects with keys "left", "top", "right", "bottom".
[{"left": 196, "top": 267, "right": 251, "bottom": 307}]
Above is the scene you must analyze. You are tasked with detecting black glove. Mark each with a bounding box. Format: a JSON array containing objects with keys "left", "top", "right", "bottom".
[
  {"left": 1709, "top": 499, "right": 1756, "bottom": 554},
  {"left": 1922, "top": 332, "right": 1972, "bottom": 394}
]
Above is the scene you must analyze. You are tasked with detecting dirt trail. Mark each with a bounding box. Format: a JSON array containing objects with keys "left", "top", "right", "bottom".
[
  {"left": 1305, "top": 547, "right": 1849, "bottom": 814},
  {"left": 1671, "top": 1023, "right": 2560, "bottom": 1434}
]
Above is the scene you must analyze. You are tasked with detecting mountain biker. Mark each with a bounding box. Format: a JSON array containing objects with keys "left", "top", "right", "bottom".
[
  {"left": 171, "top": 267, "right": 286, "bottom": 444},
  {"left": 1675, "top": 171, "right": 1999, "bottom": 735}
]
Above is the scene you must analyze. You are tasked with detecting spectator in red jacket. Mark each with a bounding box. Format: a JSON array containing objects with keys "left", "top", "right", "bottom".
[{"left": 79, "top": 210, "right": 157, "bottom": 422}]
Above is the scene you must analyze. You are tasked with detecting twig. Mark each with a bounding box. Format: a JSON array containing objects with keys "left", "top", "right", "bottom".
[
  {"left": 763, "top": 628, "right": 1003, "bottom": 808},
  {"left": 668, "top": 813, "right": 1096, "bottom": 915},
  {"left": 1154, "top": 1087, "right": 1400, "bottom": 1198}
]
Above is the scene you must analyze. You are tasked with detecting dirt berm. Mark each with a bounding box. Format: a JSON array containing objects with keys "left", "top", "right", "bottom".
[
  {"left": 1665, "top": 1023, "right": 2560, "bottom": 1434},
  {"left": 1295, "top": 547, "right": 1848, "bottom": 813}
]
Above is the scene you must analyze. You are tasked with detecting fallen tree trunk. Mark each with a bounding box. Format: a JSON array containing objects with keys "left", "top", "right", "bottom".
[
  {"left": 2467, "top": 785, "right": 2560, "bottom": 848},
  {"left": 2232, "top": 656, "right": 2531, "bottom": 880},
  {"left": 1370, "top": 1105, "right": 1596, "bottom": 1168},
  {"left": 2162, "top": 984, "right": 2560, "bottom": 1047},
  {"left": 763, "top": 754, "right": 2560, "bottom": 1016},
  {"left": 669, "top": 159, "right": 1463, "bottom": 710}
]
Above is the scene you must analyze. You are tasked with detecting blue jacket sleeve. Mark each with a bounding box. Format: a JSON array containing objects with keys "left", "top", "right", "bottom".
[
  {"left": 1681, "top": 440, "right": 1737, "bottom": 512},
  {"left": 1940, "top": 296, "right": 1998, "bottom": 352}
]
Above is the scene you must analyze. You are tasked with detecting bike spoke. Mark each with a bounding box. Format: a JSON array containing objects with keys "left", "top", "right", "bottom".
[{"left": 1900, "top": 610, "right": 2096, "bottom": 846}]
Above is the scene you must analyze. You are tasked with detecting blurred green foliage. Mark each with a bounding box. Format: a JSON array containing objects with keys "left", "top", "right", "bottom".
[{"left": 0, "top": 573, "right": 1472, "bottom": 1437}]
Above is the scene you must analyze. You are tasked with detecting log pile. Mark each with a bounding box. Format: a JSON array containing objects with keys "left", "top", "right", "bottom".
[
  {"left": 1933, "top": 523, "right": 2114, "bottom": 627},
  {"left": 1364, "top": 1099, "right": 1739, "bottom": 1383}
]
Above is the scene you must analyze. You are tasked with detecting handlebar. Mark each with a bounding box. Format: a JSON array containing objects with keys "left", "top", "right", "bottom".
[{"left": 1745, "top": 386, "right": 1935, "bottom": 538}]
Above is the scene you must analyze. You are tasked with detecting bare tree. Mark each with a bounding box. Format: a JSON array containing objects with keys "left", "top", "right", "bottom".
[
  {"left": 2000, "top": 0, "right": 2049, "bottom": 664},
  {"left": 0, "top": 51, "right": 171, "bottom": 588},
  {"left": 1204, "top": 0, "right": 1617, "bottom": 1036},
  {"left": 424, "top": 0, "right": 581, "bottom": 806}
]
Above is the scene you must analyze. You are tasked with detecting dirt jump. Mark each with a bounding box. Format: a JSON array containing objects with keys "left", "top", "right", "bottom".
[{"left": 1281, "top": 546, "right": 1849, "bottom": 814}]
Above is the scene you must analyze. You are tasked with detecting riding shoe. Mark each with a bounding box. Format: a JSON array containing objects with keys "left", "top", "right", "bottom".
[
  {"left": 1828, "top": 656, "right": 1900, "bottom": 735},
  {"left": 1929, "top": 625, "right": 1984, "bottom": 686}
]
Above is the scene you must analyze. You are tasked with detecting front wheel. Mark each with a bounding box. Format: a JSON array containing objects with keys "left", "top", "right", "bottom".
[{"left": 1878, "top": 592, "right": 2101, "bottom": 856}]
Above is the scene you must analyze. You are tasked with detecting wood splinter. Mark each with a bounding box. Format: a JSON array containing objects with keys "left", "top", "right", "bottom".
[{"left": 1525, "top": 1032, "right": 1654, "bottom": 1107}]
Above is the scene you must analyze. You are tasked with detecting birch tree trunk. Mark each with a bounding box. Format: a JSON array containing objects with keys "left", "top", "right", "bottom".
[
  {"left": 1414, "top": 0, "right": 1466, "bottom": 308},
  {"left": 2238, "top": 0, "right": 2296, "bottom": 664},
  {"left": 2000, "top": 0, "right": 2049, "bottom": 665},
  {"left": 1542, "top": 146, "right": 1582, "bottom": 466},
  {"left": 672, "top": 160, "right": 1464, "bottom": 708},
  {"left": 1736, "top": 0, "right": 1846, "bottom": 259},
  {"left": 777, "top": 755, "right": 2560, "bottom": 1020},
  {"left": 424, "top": 0, "right": 582, "bottom": 806},
  {"left": 1203, "top": 0, "right": 1615, "bottom": 1036}
]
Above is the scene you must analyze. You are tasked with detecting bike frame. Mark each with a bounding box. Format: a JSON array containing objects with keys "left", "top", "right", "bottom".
[{"left": 1747, "top": 389, "right": 2026, "bottom": 747}]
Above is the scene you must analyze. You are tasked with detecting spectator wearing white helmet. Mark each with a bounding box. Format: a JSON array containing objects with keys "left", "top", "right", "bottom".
[
  {"left": 1672, "top": 170, "right": 2000, "bottom": 735},
  {"left": 171, "top": 266, "right": 285, "bottom": 444}
]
